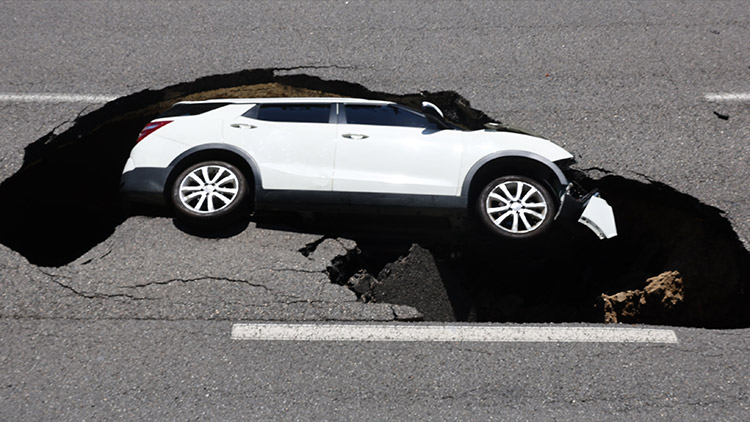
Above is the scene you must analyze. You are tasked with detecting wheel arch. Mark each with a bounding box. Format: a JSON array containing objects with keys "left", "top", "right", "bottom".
[
  {"left": 165, "top": 144, "right": 262, "bottom": 205},
  {"left": 462, "top": 151, "right": 569, "bottom": 208}
]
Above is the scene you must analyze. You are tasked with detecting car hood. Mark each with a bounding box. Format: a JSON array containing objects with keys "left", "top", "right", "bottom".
[{"left": 467, "top": 129, "right": 575, "bottom": 163}]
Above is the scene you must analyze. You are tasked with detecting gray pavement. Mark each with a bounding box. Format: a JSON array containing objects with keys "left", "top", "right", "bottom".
[
  {"left": 1, "top": 217, "right": 419, "bottom": 322},
  {"left": 0, "top": 1, "right": 748, "bottom": 420},
  {"left": 1, "top": 320, "right": 748, "bottom": 421}
]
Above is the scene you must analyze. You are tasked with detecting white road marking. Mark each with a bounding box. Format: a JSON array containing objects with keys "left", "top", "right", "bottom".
[
  {"left": 704, "top": 92, "right": 750, "bottom": 102},
  {"left": 231, "top": 323, "right": 679, "bottom": 344},
  {"left": 0, "top": 93, "right": 118, "bottom": 103}
]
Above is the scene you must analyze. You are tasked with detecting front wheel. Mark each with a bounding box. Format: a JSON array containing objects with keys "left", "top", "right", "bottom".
[
  {"left": 171, "top": 160, "right": 248, "bottom": 222},
  {"left": 476, "top": 175, "right": 556, "bottom": 240}
]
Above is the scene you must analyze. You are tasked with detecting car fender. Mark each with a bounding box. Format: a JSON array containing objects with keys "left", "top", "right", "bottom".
[
  {"left": 460, "top": 150, "right": 569, "bottom": 198},
  {"left": 167, "top": 143, "right": 264, "bottom": 193}
]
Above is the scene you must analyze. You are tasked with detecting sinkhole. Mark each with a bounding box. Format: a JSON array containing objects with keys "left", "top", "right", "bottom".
[{"left": 0, "top": 68, "right": 747, "bottom": 327}]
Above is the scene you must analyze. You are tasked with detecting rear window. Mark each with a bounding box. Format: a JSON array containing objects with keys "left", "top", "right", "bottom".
[
  {"left": 345, "top": 105, "right": 435, "bottom": 128},
  {"left": 158, "top": 103, "right": 231, "bottom": 118},
  {"left": 254, "top": 104, "right": 332, "bottom": 123}
]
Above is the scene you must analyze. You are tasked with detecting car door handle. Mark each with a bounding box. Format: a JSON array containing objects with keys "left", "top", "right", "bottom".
[
  {"left": 342, "top": 133, "right": 368, "bottom": 140},
  {"left": 230, "top": 123, "right": 256, "bottom": 129}
]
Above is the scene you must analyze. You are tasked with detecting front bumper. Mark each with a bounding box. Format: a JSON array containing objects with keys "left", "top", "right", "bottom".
[{"left": 557, "top": 185, "right": 617, "bottom": 239}]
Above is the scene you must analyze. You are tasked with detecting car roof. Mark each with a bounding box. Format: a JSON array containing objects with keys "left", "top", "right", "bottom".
[{"left": 176, "top": 97, "right": 393, "bottom": 106}]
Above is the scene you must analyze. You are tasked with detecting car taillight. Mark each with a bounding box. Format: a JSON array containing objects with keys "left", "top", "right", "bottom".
[{"left": 136, "top": 120, "right": 172, "bottom": 143}]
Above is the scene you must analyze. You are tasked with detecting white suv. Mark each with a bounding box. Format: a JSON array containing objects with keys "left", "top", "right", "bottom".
[{"left": 121, "top": 98, "right": 616, "bottom": 240}]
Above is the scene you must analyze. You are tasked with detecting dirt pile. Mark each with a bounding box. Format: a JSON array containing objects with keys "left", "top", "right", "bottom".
[{"left": 600, "top": 271, "right": 685, "bottom": 324}]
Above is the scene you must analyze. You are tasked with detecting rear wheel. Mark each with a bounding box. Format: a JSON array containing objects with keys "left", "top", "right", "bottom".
[
  {"left": 477, "top": 175, "right": 556, "bottom": 240},
  {"left": 171, "top": 160, "right": 247, "bottom": 222}
]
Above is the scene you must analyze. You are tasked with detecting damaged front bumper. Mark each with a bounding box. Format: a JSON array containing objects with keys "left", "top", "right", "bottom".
[{"left": 557, "top": 184, "right": 617, "bottom": 239}]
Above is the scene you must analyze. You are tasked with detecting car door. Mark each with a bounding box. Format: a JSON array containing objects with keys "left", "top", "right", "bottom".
[
  {"left": 223, "top": 103, "right": 337, "bottom": 191},
  {"left": 333, "top": 104, "right": 464, "bottom": 196}
]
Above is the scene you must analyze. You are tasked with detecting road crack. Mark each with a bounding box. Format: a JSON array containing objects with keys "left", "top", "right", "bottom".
[
  {"left": 125, "top": 275, "right": 275, "bottom": 291},
  {"left": 38, "top": 269, "right": 153, "bottom": 301}
]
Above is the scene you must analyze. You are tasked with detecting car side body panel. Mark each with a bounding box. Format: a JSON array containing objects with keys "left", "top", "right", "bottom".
[
  {"left": 224, "top": 114, "right": 337, "bottom": 191},
  {"left": 127, "top": 133, "right": 193, "bottom": 169},
  {"left": 120, "top": 97, "right": 617, "bottom": 239},
  {"left": 333, "top": 123, "right": 465, "bottom": 195}
]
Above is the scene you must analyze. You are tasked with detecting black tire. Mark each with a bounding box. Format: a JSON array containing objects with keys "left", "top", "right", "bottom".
[
  {"left": 476, "top": 175, "right": 556, "bottom": 240},
  {"left": 170, "top": 160, "right": 248, "bottom": 222}
]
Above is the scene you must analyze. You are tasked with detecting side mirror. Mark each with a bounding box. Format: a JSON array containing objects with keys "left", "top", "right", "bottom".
[
  {"left": 421, "top": 101, "right": 450, "bottom": 130},
  {"left": 421, "top": 101, "right": 445, "bottom": 119}
]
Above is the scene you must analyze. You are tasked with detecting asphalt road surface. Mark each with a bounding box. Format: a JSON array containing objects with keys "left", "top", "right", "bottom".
[{"left": 0, "top": 1, "right": 748, "bottom": 420}]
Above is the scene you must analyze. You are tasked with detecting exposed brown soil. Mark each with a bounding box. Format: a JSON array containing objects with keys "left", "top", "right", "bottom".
[
  {"left": 113, "top": 82, "right": 343, "bottom": 124},
  {"left": 600, "top": 271, "right": 685, "bottom": 325}
]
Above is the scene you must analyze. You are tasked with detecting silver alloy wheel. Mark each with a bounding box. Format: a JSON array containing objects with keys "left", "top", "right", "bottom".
[
  {"left": 484, "top": 180, "right": 549, "bottom": 234},
  {"left": 178, "top": 164, "right": 240, "bottom": 214}
]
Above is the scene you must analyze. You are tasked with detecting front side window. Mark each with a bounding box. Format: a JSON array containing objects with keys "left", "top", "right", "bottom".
[
  {"left": 345, "top": 105, "right": 435, "bottom": 129},
  {"left": 254, "top": 104, "right": 332, "bottom": 123}
]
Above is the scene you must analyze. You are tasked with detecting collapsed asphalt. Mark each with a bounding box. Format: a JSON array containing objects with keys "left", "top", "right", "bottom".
[{"left": 0, "top": 69, "right": 747, "bottom": 327}]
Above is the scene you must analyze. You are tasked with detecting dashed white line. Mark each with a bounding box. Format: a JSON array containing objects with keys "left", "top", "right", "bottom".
[
  {"left": 704, "top": 92, "right": 750, "bottom": 102},
  {"left": 231, "top": 323, "right": 679, "bottom": 344},
  {"left": 0, "top": 93, "right": 118, "bottom": 103}
]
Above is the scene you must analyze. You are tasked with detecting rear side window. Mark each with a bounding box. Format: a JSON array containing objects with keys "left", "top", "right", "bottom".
[
  {"left": 254, "top": 104, "right": 332, "bottom": 123},
  {"left": 158, "top": 103, "right": 232, "bottom": 118},
  {"left": 345, "top": 105, "right": 435, "bottom": 129}
]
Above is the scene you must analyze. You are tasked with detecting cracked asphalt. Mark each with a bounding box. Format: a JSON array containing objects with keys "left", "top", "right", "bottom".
[
  {"left": 0, "top": 1, "right": 748, "bottom": 420},
  {"left": 3, "top": 217, "right": 419, "bottom": 322}
]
